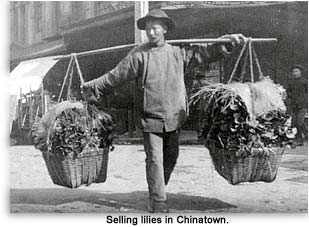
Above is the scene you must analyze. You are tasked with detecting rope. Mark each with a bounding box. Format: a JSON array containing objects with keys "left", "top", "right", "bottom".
[
  {"left": 227, "top": 40, "right": 249, "bottom": 84},
  {"left": 57, "top": 54, "right": 87, "bottom": 103},
  {"left": 240, "top": 46, "right": 249, "bottom": 83},
  {"left": 57, "top": 56, "right": 74, "bottom": 102},
  {"left": 227, "top": 38, "right": 265, "bottom": 84},
  {"left": 72, "top": 53, "right": 85, "bottom": 86},
  {"left": 252, "top": 46, "right": 264, "bottom": 79},
  {"left": 247, "top": 83, "right": 257, "bottom": 124},
  {"left": 66, "top": 61, "right": 75, "bottom": 100},
  {"left": 248, "top": 38, "right": 254, "bottom": 83}
]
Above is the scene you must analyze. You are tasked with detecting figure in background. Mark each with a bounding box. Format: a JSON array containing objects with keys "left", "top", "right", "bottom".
[{"left": 287, "top": 64, "right": 308, "bottom": 146}]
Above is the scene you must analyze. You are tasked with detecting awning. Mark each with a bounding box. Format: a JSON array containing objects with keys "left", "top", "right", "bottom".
[
  {"left": 9, "top": 56, "right": 60, "bottom": 132},
  {"left": 9, "top": 56, "right": 60, "bottom": 96},
  {"left": 10, "top": 39, "right": 66, "bottom": 63}
]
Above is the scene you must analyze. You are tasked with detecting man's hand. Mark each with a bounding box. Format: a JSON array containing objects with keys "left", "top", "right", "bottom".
[
  {"left": 218, "top": 33, "right": 247, "bottom": 55},
  {"left": 219, "top": 33, "right": 247, "bottom": 46}
]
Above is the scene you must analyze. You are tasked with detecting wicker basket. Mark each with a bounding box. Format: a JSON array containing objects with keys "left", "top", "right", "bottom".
[
  {"left": 42, "top": 147, "right": 109, "bottom": 188},
  {"left": 207, "top": 142, "right": 284, "bottom": 185}
]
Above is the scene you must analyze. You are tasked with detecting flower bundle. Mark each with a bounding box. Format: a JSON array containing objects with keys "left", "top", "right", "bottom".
[
  {"left": 190, "top": 78, "right": 296, "bottom": 158},
  {"left": 32, "top": 101, "right": 114, "bottom": 157}
]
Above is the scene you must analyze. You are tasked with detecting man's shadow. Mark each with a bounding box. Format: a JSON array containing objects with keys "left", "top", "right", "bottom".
[{"left": 10, "top": 188, "right": 236, "bottom": 212}]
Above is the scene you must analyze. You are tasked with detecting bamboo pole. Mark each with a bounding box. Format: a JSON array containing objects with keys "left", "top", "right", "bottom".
[
  {"left": 54, "top": 38, "right": 277, "bottom": 60},
  {"left": 168, "top": 38, "right": 277, "bottom": 44}
]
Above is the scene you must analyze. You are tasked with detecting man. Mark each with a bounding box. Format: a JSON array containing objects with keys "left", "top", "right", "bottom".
[
  {"left": 83, "top": 9, "right": 245, "bottom": 212},
  {"left": 287, "top": 64, "right": 308, "bottom": 146}
]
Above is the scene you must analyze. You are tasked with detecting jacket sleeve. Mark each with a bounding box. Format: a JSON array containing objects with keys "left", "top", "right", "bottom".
[
  {"left": 181, "top": 43, "right": 233, "bottom": 69},
  {"left": 83, "top": 51, "right": 141, "bottom": 97}
]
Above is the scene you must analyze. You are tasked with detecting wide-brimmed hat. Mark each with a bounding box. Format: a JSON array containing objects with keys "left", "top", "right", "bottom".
[{"left": 137, "top": 9, "right": 175, "bottom": 31}]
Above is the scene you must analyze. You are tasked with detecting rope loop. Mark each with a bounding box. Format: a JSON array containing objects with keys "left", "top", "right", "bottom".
[
  {"left": 57, "top": 53, "right": 86, "bottom": 102},
  {"left": 227, "top": 37, "right": 264, "bottom": 84}
]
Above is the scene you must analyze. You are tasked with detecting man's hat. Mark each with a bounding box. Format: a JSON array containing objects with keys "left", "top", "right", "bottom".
[{"left": 137, "top": 9, "right": 176, "bottom": 31}]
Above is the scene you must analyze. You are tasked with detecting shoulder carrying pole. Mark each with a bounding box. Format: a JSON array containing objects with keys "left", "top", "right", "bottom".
[{"left": 54, "top": 38, "right": 278, "bottom": 60}]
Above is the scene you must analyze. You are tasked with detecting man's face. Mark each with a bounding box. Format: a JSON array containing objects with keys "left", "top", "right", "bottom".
[
  {"left": 291, "top": 68, "right": 302, "bottom": 79},
  {"left": 145, "top": 19, "right": 167, "bottom": 44}
]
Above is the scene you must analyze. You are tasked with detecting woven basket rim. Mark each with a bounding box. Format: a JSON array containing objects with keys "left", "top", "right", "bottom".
[
  {"left": 206, "top": 141, "right": 285, "bottom": 158},
  {"left": 207, "top": 142, "right": 284, "bottom": 185},
  {"left": 42, "top": 147, "right": 109, "bottom": 159},
  {"left": 41, "top": 146, "right": 109, "bottom": 188}
]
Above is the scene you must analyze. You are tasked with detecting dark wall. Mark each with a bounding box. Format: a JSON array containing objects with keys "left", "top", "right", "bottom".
[{"left": 165, "top": 2, "right": 307, "bottom": 86}]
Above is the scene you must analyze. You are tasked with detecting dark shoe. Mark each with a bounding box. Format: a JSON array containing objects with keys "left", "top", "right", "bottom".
[{"left": 148, "top": 201, "right": 169, "bottom": 213}]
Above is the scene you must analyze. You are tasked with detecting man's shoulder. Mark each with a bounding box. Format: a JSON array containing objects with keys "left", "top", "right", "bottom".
[
  {"left": 127, "top": 43, "right": 148, "bottom": 56},
  {"left": 166, "top": 43, "right": 180, "bottom": 50},
  {"left": 165, "top": 43, "right": 183, "bottom": 56},
  {"left": 132, "top": 43, "right": 153, "bottom": 53},
  {"left": 295, "top": 77, "right": 307, "bottom": 85},
  {"left": 287, "top": 77, "right": 308, "bottom": 87}
]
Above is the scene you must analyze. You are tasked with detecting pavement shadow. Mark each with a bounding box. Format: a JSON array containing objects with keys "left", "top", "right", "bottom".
[{"left": 10, "top": 188, "right": 236, "bottom": 212}]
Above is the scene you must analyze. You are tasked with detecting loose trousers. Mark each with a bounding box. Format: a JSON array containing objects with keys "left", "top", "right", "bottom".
[
  {"left": 292, "top": 107, "right": 307, "bottom": 142},
  {"left": 143, "top": 130, "right": 179, "bottom": 202}
]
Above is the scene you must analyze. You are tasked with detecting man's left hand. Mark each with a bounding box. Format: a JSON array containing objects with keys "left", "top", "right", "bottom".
[
  {"left": 219, "top": 33, "right": 247, "bottom": 46},
  {"left": 217, "top": 34, "right": 247, "bottom": 55}
]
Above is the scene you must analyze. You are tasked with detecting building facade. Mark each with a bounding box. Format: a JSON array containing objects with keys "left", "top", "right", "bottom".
[
  {"left": 10, "top": 1, "right": 135, "bottom": 64},
  {"left": 10, "top": 1, "right": 308, "bottom": 75}
]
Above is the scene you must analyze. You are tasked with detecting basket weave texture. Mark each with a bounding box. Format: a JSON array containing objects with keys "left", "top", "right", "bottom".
[
  {"left": 42, "top": 147, "right": 109, "bottom": 188},
  {"left": 207, "top": 142, "right": 284, "bottom": 185}
]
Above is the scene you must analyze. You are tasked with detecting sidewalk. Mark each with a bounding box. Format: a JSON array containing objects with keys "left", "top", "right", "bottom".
[{"left": 10, "top": 141, "right": 307, "bottom": 213}]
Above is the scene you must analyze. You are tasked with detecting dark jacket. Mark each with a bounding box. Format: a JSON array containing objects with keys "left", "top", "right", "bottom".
[
  {"left": 84, "top": 42, "right": 225, "bottom": 132},
  {"left": 287, "top": 77, "right": 308, "bottom": 110}
]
